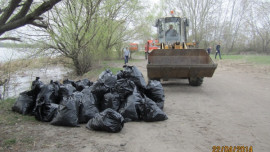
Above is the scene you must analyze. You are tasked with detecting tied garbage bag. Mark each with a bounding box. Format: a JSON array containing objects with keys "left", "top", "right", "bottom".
[
  {"left": 116, "top": 70, "right": 124, "bottom": 80},
  {"left": 86, "top": 108, "right": 124, "bottom": 133},
  {"left": 141, "top": 97, "right": 168, "bottom": 122},
  {"left": 63, "top": 79, "right": 76, "bottom": 88},
  {"left": 78, "top": 88, "right": 99, "bottom": 123},
  {"left": 123, "top": 66, "right": 147, "bottom": 89},
  {"left": 98, "top": 69, "right": 117, "bottom": 88},
  {"left": 51, "top": 81, "right": 61, "bottom": 104},
  {"left": 99, "top": 69, "right": 113, "bottom": 79},
  {"left": 51, "top": 93, "right": 80, "bottom": 127},
  {"left": 33, "top": 103, "right": 59, "bottom": 122},
  {"left": 146, "top": 80, "right": 165, "bottom": 109},
  {"left": 31, "top": 77, "right": 44, "bottom": 96},
  {"left": 59, "top": 84, "right": 76, "bottom": 97},
  {"left": 12, "top": 91, "right": 35, "bottom": 115},
  {"left": 36, "top": 81, "right": 59, "bottom": 104},
  {"left": 75, "top": 79, "right": 93, "bottom": 91},
  {"left": 115, "top": 79, "right": 136, "bottom": 101},
  {"left": 91, "top": 80, "right": 109, "bottom": 98},
  {"left": 101, "top": 92, "right": 120, "bottom": 111},
  {"left": 73, "top": 91, "right": 83, "bottom": 103},
  {"left": 118, "top": 89, "right": 143, "bottom": 122}
]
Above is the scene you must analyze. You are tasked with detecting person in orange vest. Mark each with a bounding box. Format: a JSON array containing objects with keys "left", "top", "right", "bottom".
[{"left": 145, "top": 41, "right": 150, "bottom": 59}]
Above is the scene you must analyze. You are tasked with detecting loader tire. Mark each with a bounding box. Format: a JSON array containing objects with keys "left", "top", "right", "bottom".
[{"left": 188, "top": 77, "right": 203, "bottom": 86}]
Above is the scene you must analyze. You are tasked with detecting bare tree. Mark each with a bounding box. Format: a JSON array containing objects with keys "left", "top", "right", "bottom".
[
  {"left": 0, "top": 0, "right": 61, "bottom": 41},
  {"left": 167, "top": 0, "right": 217, "bottom": 47},
  {"left": 247, "top": 0, "right": 270, "bottom": 53},
  {"left": 45, "top": 0, "right": 103, "bottom": 75},
  {"left": 45, "top": 0, "right": 143, "bottom": 75}
]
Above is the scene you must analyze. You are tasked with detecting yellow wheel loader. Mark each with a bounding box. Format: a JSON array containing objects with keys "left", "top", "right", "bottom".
[{"left": 147, "top": 17, "right": 217, "bottom": 86}]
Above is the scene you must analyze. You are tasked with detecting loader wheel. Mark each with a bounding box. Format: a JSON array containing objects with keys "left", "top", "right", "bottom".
[{"left": 188, "top": 77, "right": 203, "bottom": 86}]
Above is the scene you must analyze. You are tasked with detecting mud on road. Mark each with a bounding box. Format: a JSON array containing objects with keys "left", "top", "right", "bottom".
[{"left": 1, "top": 59, "right": 270, "bottom": 152}]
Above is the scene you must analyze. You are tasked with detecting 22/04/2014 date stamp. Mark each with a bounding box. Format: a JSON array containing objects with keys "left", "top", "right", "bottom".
[{"left": 212, "top": 146, "right": 253, "bottom": 152}]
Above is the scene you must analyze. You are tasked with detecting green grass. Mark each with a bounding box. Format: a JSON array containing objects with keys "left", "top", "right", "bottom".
[
  {"left": 0, "top": 98, "right": 36, "bottom": 150},
  {"left": 211, "top": 54, "right": 270, "bottom": 65},
  {"left": 2, "top": 138, "right": 16, "bottom": 147},
  {"left": 20, "top": 137, "right": 34, "bottom": 144},
  {"left": 107, "top": 67, "right": 123, "bottom": 74},
  {"left": 0, "top": 98, "right": 36, "bottom": 126},
  {"left": 245, "top": 56, "right": 270, "bottom": 64}
]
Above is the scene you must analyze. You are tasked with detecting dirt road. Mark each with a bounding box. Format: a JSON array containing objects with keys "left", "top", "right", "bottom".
[
  {"left": 121, "top": 59, "right": 270, "bottom": 152},
  {"left": 1, "top": 59, "right": 270, "bottom": 152}
]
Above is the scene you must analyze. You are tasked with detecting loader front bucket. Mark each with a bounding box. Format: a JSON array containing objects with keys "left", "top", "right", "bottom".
[{"left": 147, "top": 49, "right": 217, "bottom": 80}]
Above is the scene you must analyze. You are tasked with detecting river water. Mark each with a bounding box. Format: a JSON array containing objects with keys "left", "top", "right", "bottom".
[
  {"left": 0, "top": 47, "right": 30, "bottom": 62},
  {"left": 0, "top": 47, "right": 71, "bottom": 99}
]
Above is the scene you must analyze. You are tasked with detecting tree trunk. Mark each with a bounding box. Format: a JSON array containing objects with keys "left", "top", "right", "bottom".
[{"left": 72, "top": 57, "right": 83, "bottom": 76}]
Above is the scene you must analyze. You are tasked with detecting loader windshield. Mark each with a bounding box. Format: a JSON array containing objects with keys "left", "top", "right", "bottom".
[
  {"left": 165, "top": 23, "right": 180, "bottom": 43},
  {"left": 165, "top": 17, "right": 180, "bottom": 44},
  {"left": 156, "top": 17, "right": 181, "bottom": 44}
]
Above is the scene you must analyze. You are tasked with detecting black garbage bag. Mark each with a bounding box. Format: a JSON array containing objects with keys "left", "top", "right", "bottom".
[
  {"left": 91, "top": 70, "right": 117, "bottom": 101},
  {"left": 91, "top": 80, "right": 109, "bottom": 97},
  {"left": 33, "top": 102, "right": 59, "bottom": 122},
  {"left": 58, "top": 84, "right": 76, "bottom": 97},
  {"left": 63, "top": 79, "right": 77, "bottom": 88},
  {"left": 98, "top": 69, "right": 117, "bottom": 88},
  {"left": 75, "top": 79, "right": 93, "bottom": 91},
  {"left": 115, "top": 79, "right": 136, "bottom": 102},
  {"left": 33, "top": 80, "right": 60, "bottom": 120},
  {"left": 101, "top": 92, "right": 120, "bottom": 111},
  {"left": 12, "top": 91, "right": 35, "bottom": 115},
  {"left": 118, "top": 89, "right": 143, "bottom": 122},
  {"left": 83, "top": 86, "right": 98, "bottom": 103},
  {"left": 141, "top": 97, "right": 168, "bottom": 122},
  {"left": 31, "top": 77, "right": 44, "bottom": 96},
  {"left": 72, "top": 91, "right": 83, "bottom": 102},
  {"left": 86, "top": 108, "right": 124, "bottom": 133},
  {"left": 50, "top": 94, "right": 80, "bottom": 127},
  {"left": 116, "top": 70, "right": 124, "bottom": 80},
  {"left": 99, "top": 69, "right": 113, "bottom": 79},
  {"left": 122, "top": 66, "right": 147, "bottom": 89},
  {"left": 78, "top": 88, "right": 99, "bottom": 123},
  {"left": 145, "top": 80, "right": 165, "bottom": 109},
  {"left": 36, "top": 81, "right": 59, "bottom": 104},
  {"left": 51, "top": 80, "right": 61, "bottom": 104}
]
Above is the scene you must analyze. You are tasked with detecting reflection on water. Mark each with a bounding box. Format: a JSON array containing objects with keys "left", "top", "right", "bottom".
[
  {"left": 0, "top": 47, "right": 70, "bottom": 99},
  {"left": 0, "top": 66, "right": 71, "bottom": 98}
]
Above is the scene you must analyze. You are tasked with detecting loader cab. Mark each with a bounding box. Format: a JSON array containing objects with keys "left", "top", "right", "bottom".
[{"left": 155, "top": 17, "right": 189, "bottom": 45}]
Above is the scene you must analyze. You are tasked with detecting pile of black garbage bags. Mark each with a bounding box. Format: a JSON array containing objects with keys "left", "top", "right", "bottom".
[{"left": 12, "top": 66, "right": 167, "bottom": 133}]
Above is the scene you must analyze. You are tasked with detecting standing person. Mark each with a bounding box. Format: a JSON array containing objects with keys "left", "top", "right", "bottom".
[
  {"left": 215, "top": 43, "right": 222, "bottom": 59},
  {"left": 207, "top": 46, "right": 212, "bottom": 55},
  {"left": 145, "top": 41, "right": 150, "bottom": 59},
  {"left": 123, "top": 47, "right": 130, "bottom": 65}
]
